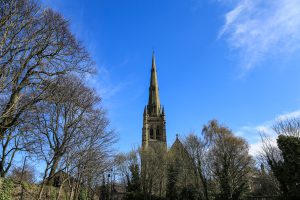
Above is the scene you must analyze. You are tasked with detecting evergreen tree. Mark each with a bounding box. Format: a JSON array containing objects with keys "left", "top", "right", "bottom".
[
  {"left": 269, "top": 135, "right": 300, "bottom": 199},
  {"left": 124, "top": 162, "right": 143, "bottom": 200},
  {"left": 179, "top": 186, "right": 197, "bottom": 200},
  {"left": 100, "top": 175, "right": 109, "bottom": 200}
]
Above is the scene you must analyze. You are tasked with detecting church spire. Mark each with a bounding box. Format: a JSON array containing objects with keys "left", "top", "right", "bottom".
[
  {"left": 148, "top": 52, "right": 161, "bottom": 115},
  {"left": 142, "top": 52, "right": 166, "bottom": 148}
]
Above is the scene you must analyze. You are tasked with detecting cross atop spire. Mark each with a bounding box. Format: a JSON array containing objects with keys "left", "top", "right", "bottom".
[{"left": 148, "top": 52, "right": 161, "bottom": 116}]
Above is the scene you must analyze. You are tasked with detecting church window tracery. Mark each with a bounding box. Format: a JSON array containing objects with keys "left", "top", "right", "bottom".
[{"left": 150, "top": 128, "right": 154, "bottom": 139}]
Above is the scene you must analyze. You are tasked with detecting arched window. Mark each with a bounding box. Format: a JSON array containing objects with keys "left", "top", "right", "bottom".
[
  {"left": 156, "top": 128, "right": 161, "bottom": 140},
  {"left": 150, "top": 128, "right": 154, "bottom": 139}
]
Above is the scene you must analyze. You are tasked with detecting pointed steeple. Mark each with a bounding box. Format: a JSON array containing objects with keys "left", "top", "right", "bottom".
[
  {"left": 143, "top": 106, "right": 148, "bottom": 116},
  {"left": 148, "top": 52, "right": 161, "bottom": 115},
  {"left": 142, "top": 52, "right": 167, "bottom": 149}
]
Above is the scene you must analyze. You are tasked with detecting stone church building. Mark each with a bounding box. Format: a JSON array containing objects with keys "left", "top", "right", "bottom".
[
  {"left": 140, "top": 53, "right": 194, "bottom": 198},
  {"left": 142, "top": 53, "right": 188, "bottom": 150}
]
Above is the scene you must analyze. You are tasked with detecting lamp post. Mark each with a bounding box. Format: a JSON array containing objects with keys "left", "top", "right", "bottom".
[
  {"left": 110, "top": 168, "right": 113, "bottom": 200},
  {"left": 108, "top": 172, "right": 111, "bottom": 200}
]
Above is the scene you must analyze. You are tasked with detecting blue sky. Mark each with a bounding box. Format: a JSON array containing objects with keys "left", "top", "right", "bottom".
[{"left": 42, "top": 0, "right": 300, "bottom": 155}]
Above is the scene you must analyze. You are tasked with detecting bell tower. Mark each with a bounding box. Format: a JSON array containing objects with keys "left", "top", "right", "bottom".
[{"left": 142, "top": 53, "right": 166, "bottom": 148}]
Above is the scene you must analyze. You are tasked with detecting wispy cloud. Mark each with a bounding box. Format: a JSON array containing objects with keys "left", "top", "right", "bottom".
[
  {"left": 219, "top": 0, "right": 300, "bottom": 71},
  {"left": 86, "top": 65, "right": 130, "bottom": 102},
  {"left": 235, "top": 109, "right": 300, "bottom": 156},
  {"left": 275, "top": 110, "right": 300, "bottom": 121}
]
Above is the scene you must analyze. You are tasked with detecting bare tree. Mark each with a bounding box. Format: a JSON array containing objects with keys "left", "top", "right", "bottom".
[
  {"left": 203, "top": 120, "right": 254, "bottom": 200},
  {"left": 0, "top": 124, "right": 34, "bottom": 177},
  {"left": 260, "top": 118, "right": 300, "bottom": 171},
  {"left": 260, "top": 118, "right": 300, "bottom": 199},
  {"left": 273, "top": 118, "right": 300, "bottom": 138},
  {"left": 184, "top": 133, "right": 210, "bottom": 200},
  {"left": 9, "top": 163, "right": 36, "bottom": 184},
  {"left": 140, "top": 143, "right": 167, "bottom": 199},
  {"left": 60, "top": 146, "right": 113, "bottom": 200},
  {"left": 259, "top": 118, "right": 300, "bottom": 185},
  {"left": 0, "top": 0, "right": 93, "bottom": 139},
  {"left": 0, "top": 0, "right": 93, "bottom": 178},
  {"left": 115, "top": 150, "right": 140, "bottom": 186},
  {"left": 29, "top": 76, "right": 99, "bottom": 199},
  {"left": 67, "top": 110, "right": 116, "bottom": 200},
  {"left": 114, "top": 149, "right": 142, "bottom": 199},
  {"left": 29, "top": 76, "right": 116, "bottom": 200},
  {"left": 115, "top": 152, "right": 131, "bottom": 186}
]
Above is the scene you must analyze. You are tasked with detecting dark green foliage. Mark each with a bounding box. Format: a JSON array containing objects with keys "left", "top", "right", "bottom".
[
  {"left": 100, "top": 175, "right": 109, "bottom": 200},
  {"left": 179, "top": 186, "right": 197, "bottom": 200},
  {"left": 154, "top": 196, "right": 166, "bottom": 200},
  {"left": 269, "top": 135, "right": 300, "bottom": 199},
  {"left": 127, "top": 163, "right": 141, "bottom": 192},
  {"left": 124, "top": 163, "right": 143, "bottom": 200},
  {"left": 123, "top": 192, "right": 144, "bottom": 200},
  {"left": 250, "top": 164, "right": 280, "bottom": 197}
]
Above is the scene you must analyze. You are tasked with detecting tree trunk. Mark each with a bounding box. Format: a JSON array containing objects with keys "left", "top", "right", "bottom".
[
  {"left": 38, "top": 167, "right": 49, "bottom": 200},
  {"left": 0, "top": 127, "right": 7, "bottom": 140},
  {"left": 0, "top": 160, "right": 5, "bottom": 178},
  {"left": 74, "top": 177, "right": 81, "bottom": 200},
  {"left": 69, "top": 185, "right": 75, "bottom": 200},
  {"left": 56, "top": 183, "right": 64, "bottom": 200},
  {"left": 47, "top": 153, "right": 62, "bottom": 185},
  {"left": 199, "top": 171, "right": 209, "bottom": 200}
]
